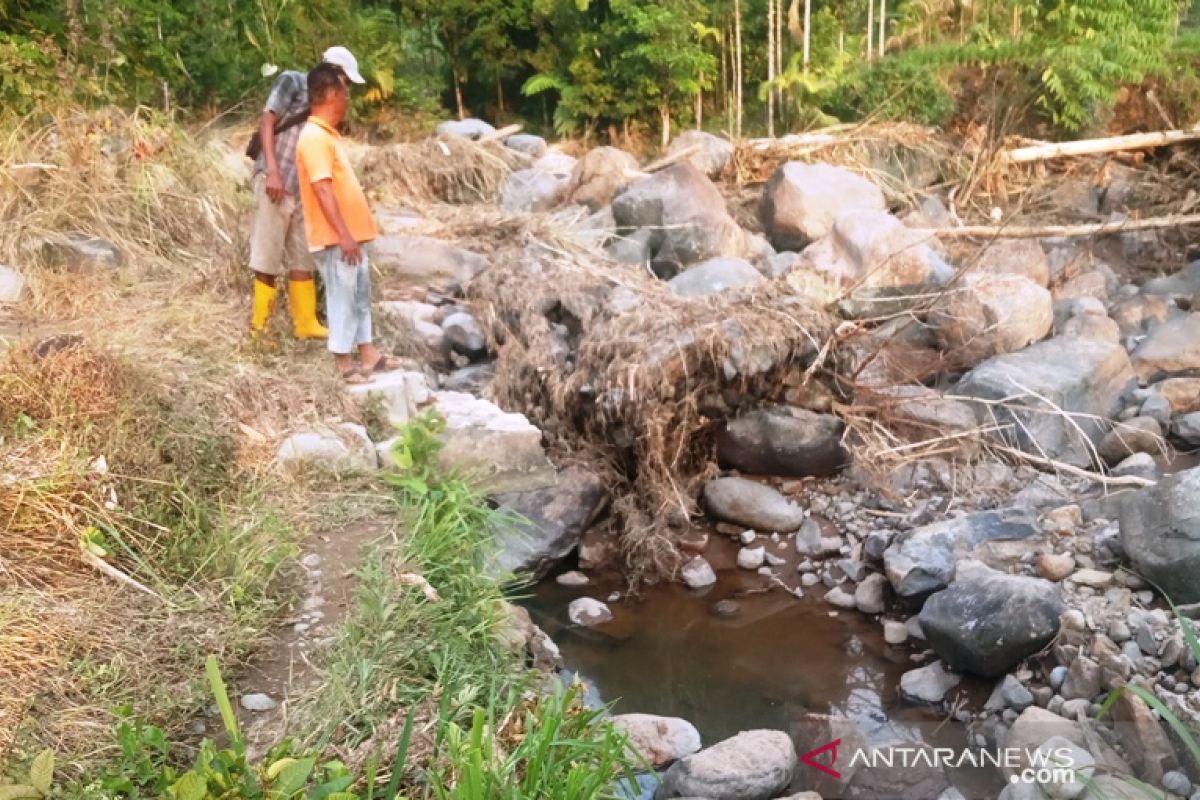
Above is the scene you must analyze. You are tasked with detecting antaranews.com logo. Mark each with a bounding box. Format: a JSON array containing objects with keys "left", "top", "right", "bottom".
[{"left": 801, "top": 739, "right": 1085, "bottom": 788}]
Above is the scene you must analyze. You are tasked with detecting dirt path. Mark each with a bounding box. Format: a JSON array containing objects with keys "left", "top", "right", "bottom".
[{"left": 229, "top": 519, "right": 394, "bottom": 758}]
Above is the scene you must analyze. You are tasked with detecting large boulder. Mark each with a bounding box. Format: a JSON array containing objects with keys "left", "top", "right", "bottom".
[
  {"left": 971, "top": 238, "right": 1051, "bottom": 287},
  {"left": 370, "top": 235, "right": 486, "bottom": 291},
  {"left": 883, "top": 509, "right": 1043, "bottom": 597},
  {"left": 490, "top": 466, "right": 607, "bottom": 578},
  {"left": 761, "top": 162, "right": 886, "bottom": 251},
  {"left": 667, "top": 256, "right": 763, "bottom": 297},
  {"left": 430, "top": 391, "right": 556, "bottom": 494},
  {"left": 1142, "top": 259, "right": 1200, "bottom": 299},
  {"left": 859, "top": 386, "right": 979, "bottom": 446},
  {"left": 1118, "top": 465, "right": 1200, "bottom": 603},
  {"left": 918, "top": 561, "right": 1064, "bottom": 678},
  {"left": 956, "top": 336, "right": 1135, "bottom": 467},
  {"left": 794, "top": 211, "right": 950, "bottom": 290},
  {"left": 612, "top": 162, "right": 746, "bottom": 277},
  {"left": 929, "top": 273, "right": 1053, "bottom": 365},
  {"left": 564, "top": 146, "right": 640, "bottom": 210},
  {"left": 668, "top": 130, "right": 735, "bottom": 179},
  {"left": 703, "top": 477, "right": 806, "bottom": 532},
  {"left": 1130, "top": 313, "right": 1200, "bottom": 382},
  {"left": 656, "top": 729, "right": 797, "bottom": 800},
  {"left": 717, "top": 406, "right": 847, "bottom": 478},
  {"left": 499, "top": 168, "right": 570, "bottom": 212},
  {"left": 611, "top": 714, "right": 702, "bottom": 767},
  {"left": 377, "top": 300, "right": 447, "bottom": 353},
  {"left": 436, "top": 118, "right": 496, "bottom": 140}
]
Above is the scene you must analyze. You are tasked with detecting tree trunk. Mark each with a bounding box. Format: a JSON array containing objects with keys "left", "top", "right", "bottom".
[
  {"left": 453, "top": 66, "right": 465, "bottom": 120},
  {"left": 767, "top": 0, "right": 775, "bottom": 138},
  {"left": 867, "top": 0, "right": 874, "bottom": 61},
  {"left": 878, "top": 0, "right": 886, "bottom": 56},
  {"left": 661, "top": 98, "right": 671, "bottom": 149},
  {"left": 496, "top": 74, "right": 504, "bottom": 113},
  {"left": 776, "top": 0, "right": 786, "bottom": 130},
  {"left": 735, "top": 0, "right": 743, "bottom": 138},
  {"left": 696, "top": 71, "right": 704, "bottom": 129},
  {"left": 804, "top": 0, "right": 812, "bottom": 72},
  {"left": 788, "top": 0, "right": 801, "bottom": 43}
]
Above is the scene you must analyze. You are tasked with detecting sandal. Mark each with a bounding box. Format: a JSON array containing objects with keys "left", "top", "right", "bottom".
[
  {"left": 363, "top": 353, "right": 404, "bottom": 374},
  {"left": 341, "top": 367, "right": 373, "bottom": 385}
]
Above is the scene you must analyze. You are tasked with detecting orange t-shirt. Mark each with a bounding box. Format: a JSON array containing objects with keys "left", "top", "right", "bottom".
[{"left": 295, "top": 116, "right": 379, "bottom": 251}]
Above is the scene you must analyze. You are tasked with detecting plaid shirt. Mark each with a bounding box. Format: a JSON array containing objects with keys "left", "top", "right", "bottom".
[{"left": 253, "top": 70, "right": 308, "bottom": 196}]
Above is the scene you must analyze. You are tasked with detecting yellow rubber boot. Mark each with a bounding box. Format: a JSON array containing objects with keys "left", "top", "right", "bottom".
[
  {"left": 288, "top": 278, "right": 329, "bottom": 340},
  {"left": 251, "top": 280, "right": 278, "bottom": 335}
]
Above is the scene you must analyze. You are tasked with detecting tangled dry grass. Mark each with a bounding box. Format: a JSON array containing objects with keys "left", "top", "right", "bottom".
[
  {"left": 358, "top": 135, "right": 527, "bottom": 206},
  {"left": 460, "top": 212, "right": 838, "bottom": 577}
]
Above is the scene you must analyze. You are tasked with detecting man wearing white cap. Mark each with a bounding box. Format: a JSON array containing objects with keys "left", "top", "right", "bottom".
[{"left": 248, "top": 46, "right": 365, "bottom": 340}]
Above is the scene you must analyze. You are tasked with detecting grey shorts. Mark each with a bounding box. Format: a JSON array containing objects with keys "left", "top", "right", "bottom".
[{"left": 248, "top": 174, "right": 315, "bottom": 275}]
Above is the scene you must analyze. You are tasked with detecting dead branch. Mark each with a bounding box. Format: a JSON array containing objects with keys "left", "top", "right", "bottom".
[{"left": 923, "top": 212, "right": 1200, "bottom": 240}]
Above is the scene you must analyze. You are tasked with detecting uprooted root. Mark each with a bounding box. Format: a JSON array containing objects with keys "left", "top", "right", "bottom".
[{"left": 462, "top": 215, "right": 837, "bottom": 580}]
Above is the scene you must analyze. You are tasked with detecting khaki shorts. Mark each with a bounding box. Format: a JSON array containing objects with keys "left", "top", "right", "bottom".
[{"left": 248, "top": 174, "right": 315, "bottom": 275}]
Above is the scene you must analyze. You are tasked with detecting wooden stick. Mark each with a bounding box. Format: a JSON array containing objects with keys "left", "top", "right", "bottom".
[
  {"left": 1003, "top": 127, "right": 1200, "bottom": 163},
  {"left": 478, "top": 123, "right": 523, "bottom": 143},
  {"left": 990, "top": 444, "right": 1156, "bottom": 488},
  {"left": 642, "top": 143, "right": 703, "bottom": 173},
  {"left": 81, "top": 549, "right": 165, "bottom": 600},
  {"left": 922, "top": 212, "right": 1200, "bottom": 240}
]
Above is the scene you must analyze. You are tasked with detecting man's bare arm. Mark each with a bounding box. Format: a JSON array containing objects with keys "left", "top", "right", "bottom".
[
  {"left": 260, "top": 110, "right": 285, "bottom": 202},
  {"left": 312, "top": 179, "right": 362, "bottom": 264}
]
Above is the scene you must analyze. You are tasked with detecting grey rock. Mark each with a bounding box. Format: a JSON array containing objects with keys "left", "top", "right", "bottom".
[
  {"left": 568, "top": 597, "right": 612, "bottom": 627},
  {"left": 433, "top": 391, "right": 557, "bottom": 494},
  {"left": 371, "top": 235, "right": 486, "bottom": 291},
  {"left": 1131, "top": 313, "right": 1200, "bottom": 382},
  {"left": 1033, "top": 735, "right": 1096, "bottom": 799},
  {"left": 612, "top": 162, "right": 746, "bottom": 276},
  {"left": 900, "top": 660, "right": 962, "bottom": 704},
  {"left": 606, "top": 228, "right": 655, "bottom": 265},
  {"left": 436, "top": 118, "right": 496, "bottom": 140},
  {"left": 919, "top": 561, "right": 1064, "bottom": 678},
  {"left": 565, "top": 146, "right": 639, "bottom": 210},
  {"left": 854, "top": 573, "right": 888, "bottom": 614},
  {"left": 883, "top": 508, "right": 1042, "bottom": 596},
  {"left": 824, "top": 586, "right": 858, "bottom": 609},
  {"left": 986, "top": 675, "right": 1036, "bottom": 712},
  {"left": 761, "top": 162, "right": 886, "bottom": 250},
  {"left": 884, "top": 620, "right": 909, "bottom": 644},
  {"left": 1118, "top": 465, "right": 1200, "bottom": 603},
  {"left": 492, "top": 466, "right": 607, "bottom": 578},
  {"left": 681, "top": 556, "right": 717, "bottom": 589},
  {"left": 655, "top": 729, "right": 797, "bottom": 800},
  {"left": 504, "top": 134, "right": 548, "bottom": 158},
  {"left": 442, "top": 363, "right": 496, "bottom": 394},
  {"left": 930, "top": 273, "right": 1054, "bottom": 365},
  {"left": 1060, "top": 656, "right": 1102, "bottom": 701},
  {"left": 442, "top": 310, "right": 487, "bottom": 357},
  {"left": 1111, "top": 453, "right": 1162, "bottom": 482},
  {"left": 499, "top": 168, "right": 569, "bottom": 213},
  {"left": 1172, "top": 412, "right": 1200, "bottom": 446},
  {"left": 556, "top": 570, "right": 591, "bottom": 587},
  {"left": 0, "top": 265, "right": 24, "bottom": 302},
  {"left": 42, "top": 233, "right": 122, "bottom": 270},
  {"left": 717, "top": 406, "right": 847, "bottom": 479},
  {"left": 1098, "top": 417, "right": 1163, "bottom": 465},
  {"left": 737, "top": 546, "right": 766, "bottom": 570},
  {"left": 1141, "top": 394, "right": 1173, "bottom": 426},
  {"left": 763, "top": 250, "right": 802, "bottom": 278},
  {"left": 668, "top": 130, "right": 734, "bottom": 179},
  {"left": 705, "top": 477, "right": 804, "bottom": 532},
  {"left": 973, "top": 238, "right": 1051, "bottom": 287},
  {"left": 1112, "top": 691, "right": 1179, "bottom": 784},
  {"left": 276, "top": 422, "right": 377, "bottom": 474},
  {"left": 667, "top": 256, "right": 763, "bottom": 297},
  {"left": 1143, "top": 259, "right": 1200, "bottom": 298},
  {"left": 1163, "top": 771, "right": 1192, "bottom": 797},
  {"left": 611, "top": 713, "right": 702, "bottom": 767},
  {"left": 956, "top": 335, "right": 1135, "bottom": 467},
  {"left": 239, "top": 693, "right": 277, "bottom": 712},
  {"left": 795, "top": 210, "right": 948, "bottom": 291}
]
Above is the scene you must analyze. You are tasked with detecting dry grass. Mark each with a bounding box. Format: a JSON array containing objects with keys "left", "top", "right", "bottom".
[{"left": 358, "top": 135, "right": 528, "bottom": 206}]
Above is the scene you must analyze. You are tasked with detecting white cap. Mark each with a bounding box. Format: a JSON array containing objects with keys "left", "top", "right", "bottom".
[{"left": 322, "top": 46, "right": 365, "bottom": 84}]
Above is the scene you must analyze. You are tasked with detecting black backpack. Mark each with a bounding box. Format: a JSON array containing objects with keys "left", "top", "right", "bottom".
[{"left": 244, "top": 106, "right": 311, "bottom": 161}]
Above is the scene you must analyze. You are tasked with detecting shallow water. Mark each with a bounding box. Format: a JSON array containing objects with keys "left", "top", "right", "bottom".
[{"left": 519, "top": 533, "right": 1005, "bottom": 798}]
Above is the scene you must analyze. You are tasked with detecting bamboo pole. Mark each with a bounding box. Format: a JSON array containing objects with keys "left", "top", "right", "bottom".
[
  {"left": 924, "top": 212, "right": 1200, "bottom": 240},
  {"left": 1004, "top": 128, "right": 1200, "bottom": 163}
]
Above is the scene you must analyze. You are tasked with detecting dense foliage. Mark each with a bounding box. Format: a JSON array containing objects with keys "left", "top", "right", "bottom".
[{"left": 1, "top": 0, "right": 1197, "bottom": 140}]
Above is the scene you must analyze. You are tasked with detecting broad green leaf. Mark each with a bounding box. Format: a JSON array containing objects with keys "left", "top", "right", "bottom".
[
  {"left": 29, "top": 751, "right": 53, "bottom": 795},
  {"left": 268, "top": 756, "right": 315, "bottom": 799},
  {"left": 170, "top": 771, "right": 208, "bottom": 800}
]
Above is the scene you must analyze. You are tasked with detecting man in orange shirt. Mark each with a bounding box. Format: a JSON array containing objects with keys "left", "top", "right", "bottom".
[{"left": 295, "top": 61, "right": 402, "bottom": 383}]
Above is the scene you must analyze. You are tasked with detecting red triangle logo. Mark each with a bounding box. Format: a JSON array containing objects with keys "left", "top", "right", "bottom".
[{"left": 800, "top": 737, "right": 842, "bottom": 779}]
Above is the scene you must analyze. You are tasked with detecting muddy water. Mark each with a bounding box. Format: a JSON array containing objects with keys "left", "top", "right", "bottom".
[{"left": 519, "top": 534, "right": 1001, "bottom": 797}]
